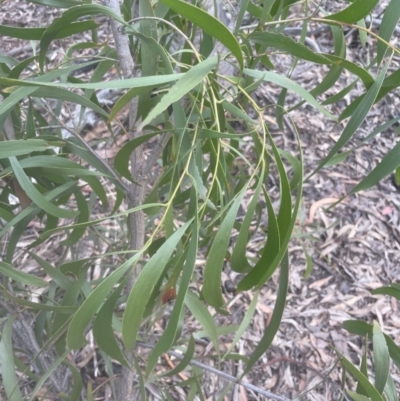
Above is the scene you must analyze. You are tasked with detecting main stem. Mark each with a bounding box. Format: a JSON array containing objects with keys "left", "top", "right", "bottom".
[{"left": 104, "top": 1, "right": 145, "bottom": 399}]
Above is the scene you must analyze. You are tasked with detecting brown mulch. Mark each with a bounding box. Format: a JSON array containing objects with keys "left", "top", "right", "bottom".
[{"left": 1, "top": 0, "right": 400, "bottom": 400}]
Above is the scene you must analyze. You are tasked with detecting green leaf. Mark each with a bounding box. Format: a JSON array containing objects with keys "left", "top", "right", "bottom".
[
  {"left": 0, "top": 261, "right": 48, "bottom": 288},
  {"left": 147, "top": 216, "right": 199, "bottom": 376},
  {"left": 93, "top": 279, "right": 130, "bottom": 368},
  {"left": 139, "top": 56, "right": 218, "bottom": 129},
  {"left": 237, "top": 135, "right": 292, "bottom": 291},
  {"left": 223, "top": 291, "right": 258, "bottom": 358},
  {"left": 323, "top": 54, "right": 374, "bottom": 88},
  {"left": 384, "top": 374, "right": 399, "bottom": 401},
  {"left": 373, "top": 321, "right": 390, "bottom": 393},
  {"left": 0, "top": 61, "right": 100, "bottom": 119},
  {"left": 250, "top": 32, "right": 333, "bottom": 65},
  {"left": 343, "top": 320, "right": 400, "bottom": 370},
  {"left": 323, "top": 0, "right": 380, "bottom": 23},
  {"left": 161, "top": 336, "right": 195, "bottom": 377},
  {"left": 122, "top": 220, "right": 192, "bottom": 349},
  {"left": 377, "top": 0, "right": 400, "bottom": 65},
  {"left": 340, "top": 354, "right": 385, "bottom": 401},
  {"left": 311, "top": 60, "right": 390, "bottom": 177},
  {"left": 347, "top": 391, "right": 373, "bottom": 401},
  {"left": 27, "top": 350, "right": 70, "bottom": 401},
  {"left": 39, "top": 4, "right": 128, "bottom": 70},
  {"left": 203, "top": 193, "right": 244, "bottom": 313},
  {"left": 64, "top": 360, "right": 83, "bottom": 401},
  {"left": 0, "top": 139, "right": 64, "bottom": 158},
  {"left": 357, "top": 336, "right": 369, "bottom": 396},
  {"left": 0, "top": 73, "right": 184, "bottom": 91},
  {"left": 0, "top": 155, "right": 111, "bottom": 179},
  {"left": 0, "top": 181, "right": 78, "bottom": 239},
  {"left": 346, "top": 139, "right": 400, "bottom": 196},
  {"left": 0, "top": 315, "right": 24, "bottom": 401},
  {"left": 243, "top": 252, "right": 289, "bottom": 375},
  {"left": 61, "top": 190, "right": 89, "bottom": 246},
  {"left": 29, "top": 0, "right": 83, "bottom": 7},
  {"left": 231, "top": 169, "right": 264, "bottom": 273},
  {"left": 9, "top": 156, "right": 78, "bottom": 218},
  {"left": 185, "top": 291, "right": 220, "bottom": 356},
  {"left": 244, "top": 68, "right": 336, "bottom": 120},
  {"left": 357, "top": 19, "right": 367, "bottom": 48},
  {"left": 372, "top": 285, "right": 400, "bottom": 300},
  {"left": 67, "top": 252, "right": 142, "bottom": 350},
  {"left": 32, "top": 87, "right": 109, "bottom": 118},
  {"left": 188, "top": 158, "right": 216, "bottom": 210},
  {"left": 0, "top": 20, "right": 97, "bottom": 40},
  {"left": 4, "top": 293, "right": 77, "bottom": 313},
  {"left": 158, "top": 0, "right": 243, "bottom": 70},
  {"left": 303, "top": 249, "right": 313, "bottom": 278},
  {"left": 114, "top": 132, "right": 161, "bottom": 181}
]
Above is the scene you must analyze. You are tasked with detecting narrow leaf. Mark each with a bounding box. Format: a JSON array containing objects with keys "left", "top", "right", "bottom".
[
  {"left": 158, "top": 0, "right": 243, "bottom": 70},
  {"left": 311, "top": 60, "right": 390, "bottom": 177},
  {"left": 244, "top": 68, "right": 336, "bottom": 120},
  {"left": 161, "top": 336, "right": 195, "bottom": 377},
  {"left": 93, "top": 279, "right": 130, "bottom": 368},
  {"left": 139, "top": 57, "right": 218, "bottom": 129},
  {"left": 67, "top": 253, "right": 142, "bottom": 349},
  {"left": 0, "top": 315, "right": 24, "bottom": 401},
  {"left": 9, "top": 157, "right": 78, "bottom": 218},
  {"left": 373, "top": 321, "right": 390, "bottom": 393},
  {"left": 347, "top": 139, "right": 400, "bottom": 196},
  {"left": 323, "top": 0, "right": 380, "bottom": 23},
  {"left": 339, "top": 354, "right": 385, "bottom": 401},
  {"left": 203, "top": 193, "right": 244, "bottom": 313},
  {"left": 122, "top": 220, "right": 192, "bottom": 349},
  {"left": 147, "top": 216, "right": 199, "bottom": 376},
  {"left": 377, "top": 0, "right": 400, "bottom": 65},
  {"left": 185, "top": 291, "right": 220, "bottom": 356},
  {"left": 243, "top": 252, "right": 289, "bottom": 375},
  {"left": 0, "top": 261, "right": 48, "bottom": 288},
  {"left": 0, "top": 139, "right": 64, "bottom": 158}
]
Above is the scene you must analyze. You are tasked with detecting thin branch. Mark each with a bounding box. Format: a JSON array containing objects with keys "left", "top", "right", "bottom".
[
  {"left": 137, "top": 341, "right": 292, "bottom": 401},
  {"left": 39, "top": 101, "right": 130, "bottom": 194}
]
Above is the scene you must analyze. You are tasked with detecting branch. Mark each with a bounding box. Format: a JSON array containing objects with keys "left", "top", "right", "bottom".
[{"left": 137, "top": 341, "right": 292, "bottom": 401}]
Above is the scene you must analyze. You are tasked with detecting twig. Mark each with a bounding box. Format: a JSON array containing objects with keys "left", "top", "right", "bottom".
[
  {"left": 38, "top": 100, "right": 130, "bottom": 194},
  {"left": 137, "top": 341, "right": 292, "bottom": 401}
]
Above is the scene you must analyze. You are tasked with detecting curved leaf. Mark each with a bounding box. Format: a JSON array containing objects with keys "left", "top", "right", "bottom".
[
  {"left": 158, "top": 0, "right": 243, "bottom": 70},
  {"left": 324, "top": 0, "right": 380, "bottom": 23},
  {"left": 0, "top": 139, "right": 65, "bottom": 158},
  {"left": 93, "top": 279, "right": 130, "bottom": 368},
  {"left": 0, "top": 315, "right": 24, "bottom": 401},
  {"left": 139, "top": 56, "right": 218, "bottom": 129},
  {"left": 377, "top": 0, "right": 400, "bottom": 65},
  {"left": 147, "top": 215, "right": 199, "bottom": 376},
  {"left": 243, "top": 252, "right": 289, "bottom": 375},
  {"left": 311, "top": 60, "right": 390, "bottom": 177},
  {"left": 244, "top": 68, "right": 336, "bottom": 120},
  {"left": 9, "top": 157, "right": 78, "bottom": 218},
  {"left": 0, "top": 261, "right": 48, "bottom": 288},
  {"left": 373, "top": 321, "right": 390, "bottom": 393},
  {"left": 122, "top": 220, "right": 192, "bottom": 349},
  {"left": 203, "top": 192, "right": 244, "bottom": 313},
  {"left": 67, "top": 252, "right": 142, "bottom": 350}
]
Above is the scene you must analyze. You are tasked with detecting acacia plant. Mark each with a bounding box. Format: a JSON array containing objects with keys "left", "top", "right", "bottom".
[{"left": 1, "top": 0, "right": 400, "bottom": 400}]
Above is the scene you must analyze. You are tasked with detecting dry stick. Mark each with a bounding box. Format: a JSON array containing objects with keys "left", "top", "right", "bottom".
[{"left": 136, "top": 341, "right": 292, "bottom": 401}]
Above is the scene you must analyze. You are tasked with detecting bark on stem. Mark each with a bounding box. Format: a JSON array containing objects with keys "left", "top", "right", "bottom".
[{"left": 104, "top": 1, "right": 145, "bottom": 399}]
